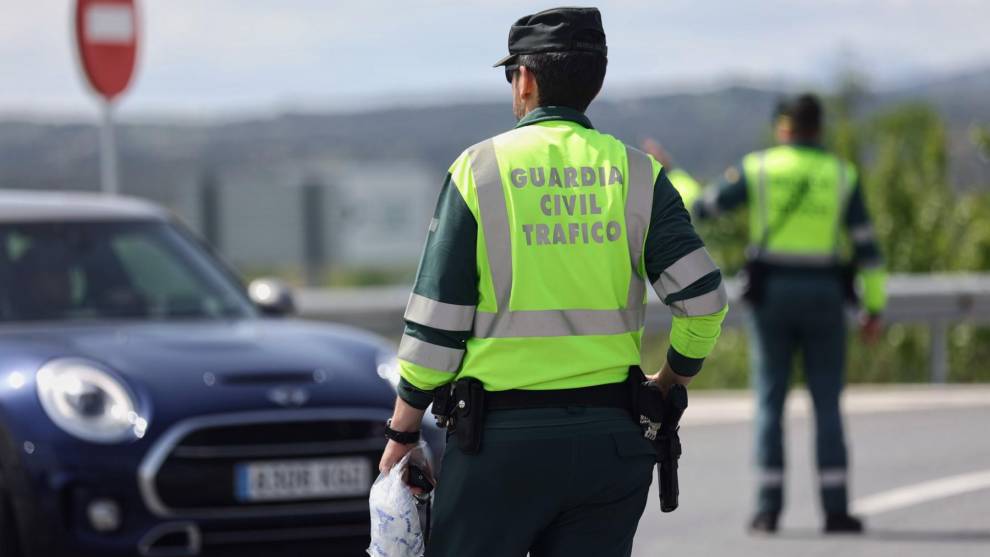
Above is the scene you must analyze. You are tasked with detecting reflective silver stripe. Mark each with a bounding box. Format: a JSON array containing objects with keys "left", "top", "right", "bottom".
[
  {"left": 850, "top": 223, "right": 876, "bottom": 244},
  {"left": 473, "top": 308, "right": 643, "bottom": 339},
  {"left": 757, "top": 251, "right": 838, "bottom": 267},
  {"left": 759, "top": 469, "right": 784, "bottom": 488},
  {"left": 404, "top": 293, "right": 475, "bottom": 331},
  {"left": 624, "top": 146, "right": 654, "bottom": 317},
  {"left": 626, "top": 275, "right": 646, "bottom": 321},
  {"left": 701, "top": 187, "right": 721, "bottom": 216},
  {"left": 397, "top": 334, "right": 463, "bottom": 373},
  {"left": 469, "top": 139, "right": 512, "bottom": 311},
  {"left": 652, "top": 247, "right": 719, "bottom": 299},
  {"left": 669, "top": 285, "right": 728, "bottom": 318},
  {"left": 858, "top": 257, "right": 883, "bottom": 271},
  {"left": 625, "top": 146, "right": 654, "bottom": 275},
  {"left": 757, "top": 152, "right": 769, "bottom": 240},
  {"left": 428, "top": 218, "right": 439, "bottom": 233},
  {"left": 819, "top": 468, "right": 848, "bottom": 488},
  {"left": 834, "top": 161, "right": 849, "bottom": 253}
]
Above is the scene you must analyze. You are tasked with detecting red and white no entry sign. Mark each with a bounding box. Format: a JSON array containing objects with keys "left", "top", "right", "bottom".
[{"left": 75, "top": 0, "right": 138, "bottom": 100}]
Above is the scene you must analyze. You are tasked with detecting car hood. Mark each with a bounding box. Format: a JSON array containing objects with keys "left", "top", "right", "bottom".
[{"left": 0, "top": 318, "right": 398, "bottom": 427}]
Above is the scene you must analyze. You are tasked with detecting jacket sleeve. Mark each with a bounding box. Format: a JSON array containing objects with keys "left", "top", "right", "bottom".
[
  {"left": 693, "top": 161, "right": 749, "bottom": 220},
  {"left": 644, "top": 169, "right": 729, "bottom": 377},
  {"left": 396, "top": 173, "right": 478, "bottom": 409},
  {"left": 844, "top": 177, "right": 888, "bottom": 314}
]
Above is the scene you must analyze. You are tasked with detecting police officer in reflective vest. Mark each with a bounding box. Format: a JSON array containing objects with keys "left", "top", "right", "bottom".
[
  {"left": 378, "top": 7, "right": 728, "bottom": 556},
  {"left": 694, "top": 94, "right": 887, "bottom": 534},
  {"left": 640, "top": 138, "right": 702, "bottom": 209}
]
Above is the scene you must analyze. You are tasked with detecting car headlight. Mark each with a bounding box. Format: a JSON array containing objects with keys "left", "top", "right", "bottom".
[
  {"left": 36, "top": 359, "right": 147, "bottom": 443},
  {"left": 376, "top": 353, "right": 401, "bottom": 390}
]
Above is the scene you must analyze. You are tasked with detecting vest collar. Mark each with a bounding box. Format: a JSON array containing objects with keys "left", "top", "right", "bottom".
[
  {"left": 515, "top": 106, "right": 594, "bottom": 130},
  {"left": 786, "top": 139, "right": 824, "bottom": 150}
]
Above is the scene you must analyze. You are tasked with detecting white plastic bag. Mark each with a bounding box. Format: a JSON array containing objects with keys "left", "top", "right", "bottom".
[{"left": 367, "top": 444, "right": 430, "bottom": 557}]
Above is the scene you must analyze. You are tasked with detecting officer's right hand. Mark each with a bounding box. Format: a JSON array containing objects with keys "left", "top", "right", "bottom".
[
  {"left": 860, "top": 313, "right": 883, "bottom": 345},
  {"left": 379, "top": 440, "right": 435, "bottom": 495},
  {"left": 379, "top": 439, "right": 415, "bottom": 474},
  {"left": 647, "top": 361, "right": 693, "bottom": 396}
]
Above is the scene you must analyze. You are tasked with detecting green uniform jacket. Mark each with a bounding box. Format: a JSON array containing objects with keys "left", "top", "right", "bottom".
[{"left": 398, "top": 107, "right": 728, "bottom": 409}]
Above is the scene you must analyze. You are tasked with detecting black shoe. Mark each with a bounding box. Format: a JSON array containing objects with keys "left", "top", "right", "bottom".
[
  {"left": 749, "top": 512, "right": 779, "bottom": 535},
  {"left": 824, "top": 513, "right": 864, "bottom": 534}
]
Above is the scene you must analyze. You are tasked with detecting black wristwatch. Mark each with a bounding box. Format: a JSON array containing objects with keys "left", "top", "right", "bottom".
[{"left": 384, "top": 419, "right": 421, "bottom": 445}]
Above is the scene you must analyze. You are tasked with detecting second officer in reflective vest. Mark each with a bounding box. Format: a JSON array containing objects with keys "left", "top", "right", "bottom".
[
  {"left": 694, "top": 94, "right": 887, "bottom": 535},
  {"left": 641, "top": 138, "right": 703, "bottom": 209},
  {"left": 378, "top": 7, "right": 728, "bottom": 557}
]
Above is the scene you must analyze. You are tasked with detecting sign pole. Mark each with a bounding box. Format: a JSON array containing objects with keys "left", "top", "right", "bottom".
[
  {"left": 99, "top": 99, "right": 119, "bottom": 195},
  {"left": 75, "top": 0, "right": 138, "bottom": 196}
]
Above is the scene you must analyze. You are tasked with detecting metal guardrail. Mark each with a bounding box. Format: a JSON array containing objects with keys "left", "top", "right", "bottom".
[{"left": 297, "top": 273, "right": 990, "bottom": 383}]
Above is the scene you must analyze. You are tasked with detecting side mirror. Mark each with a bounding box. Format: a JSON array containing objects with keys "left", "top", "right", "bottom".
[{"left": 248, "top": 278, "right": 296, "bottom": 316}]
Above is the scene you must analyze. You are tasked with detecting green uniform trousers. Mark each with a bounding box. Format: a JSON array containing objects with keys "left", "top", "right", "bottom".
[
  {"left": 749, "top": 271, "right": 850, "bottom": 515},
  {"left": 426, "top": 407, "right": 656, "bottom": 557}
]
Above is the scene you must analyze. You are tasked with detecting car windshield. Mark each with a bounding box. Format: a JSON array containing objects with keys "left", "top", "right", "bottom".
[{"left": 0, "top": 220, "right": 256, "bottom": 323}]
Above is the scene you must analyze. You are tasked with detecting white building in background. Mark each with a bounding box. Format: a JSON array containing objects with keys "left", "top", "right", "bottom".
[{"left": 172, "top": 157, "right": 437, "bottom": 282}]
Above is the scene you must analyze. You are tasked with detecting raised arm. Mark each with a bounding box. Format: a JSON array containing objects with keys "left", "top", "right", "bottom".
[{"left": 693, "top": 162, "right": 749, "bottom": 220}]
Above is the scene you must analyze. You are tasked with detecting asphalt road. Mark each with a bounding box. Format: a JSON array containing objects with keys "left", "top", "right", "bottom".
[{"left": 632, "top": 386, "right": 990, "bottom": 557}]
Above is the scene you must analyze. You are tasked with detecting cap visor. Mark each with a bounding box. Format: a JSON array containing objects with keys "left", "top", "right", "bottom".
[{"left": 492, "top": 53, "right": 517, "bottom": 67}]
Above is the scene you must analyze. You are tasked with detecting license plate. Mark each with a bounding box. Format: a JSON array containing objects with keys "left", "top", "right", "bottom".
[{"left": 235, "top": 457, "right": 371, "bottom": 502}]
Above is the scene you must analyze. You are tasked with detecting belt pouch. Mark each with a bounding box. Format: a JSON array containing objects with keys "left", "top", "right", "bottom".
[{"left": 453, "top": 378, "right": 486, "bottom": 454}]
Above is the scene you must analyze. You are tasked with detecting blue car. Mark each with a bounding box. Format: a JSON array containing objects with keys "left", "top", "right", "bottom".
[{"left": 0, "top": 191, "right": 439, "bottom": 557}]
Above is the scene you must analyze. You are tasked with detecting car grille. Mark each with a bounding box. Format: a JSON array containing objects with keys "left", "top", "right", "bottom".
[
  {"left": 139, "top": 410, "right": 388, "bottom": 518},
  {"left": 198, "top": 521, "right": 370, "bottom": 557}
]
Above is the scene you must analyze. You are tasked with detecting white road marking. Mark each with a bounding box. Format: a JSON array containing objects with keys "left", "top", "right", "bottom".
[
  {"left": 851, "top": 469, "right": 990, "bottom": 516},
  {"left": 683, "top": 386, "right": 990, "bottom": 426}
]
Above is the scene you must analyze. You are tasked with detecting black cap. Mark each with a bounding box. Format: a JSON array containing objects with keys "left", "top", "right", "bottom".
[{"left": 493, "top": 7, "right": 607, "bottom": 67}]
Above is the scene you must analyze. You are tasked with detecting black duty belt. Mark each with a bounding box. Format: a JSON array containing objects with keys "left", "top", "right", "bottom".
[
  {"left": 485, "top": 381, "right": 631, "bottom": 411},
  {"left": 432, "top": 378, "right": 633, "bottom": 455},
  {"left": 760, "top": 261, "right": 845, "bottom": 276}
]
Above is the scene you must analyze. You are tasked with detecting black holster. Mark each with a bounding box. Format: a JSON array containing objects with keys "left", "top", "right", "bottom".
[
  {"left": 741, "top": 258, "right": 769, "bottom": 305},
  {"left": 840, "top": 262, "right": 860, "bottom": 306},
  {"left": 747, "top": 259, "right": 860, "bottom": 308},
  {"left": 627, "top": 366, "right": 688, "bottom": 513},
  {"left": 432, "top": 378, "right": 486, "bottom": 455}
]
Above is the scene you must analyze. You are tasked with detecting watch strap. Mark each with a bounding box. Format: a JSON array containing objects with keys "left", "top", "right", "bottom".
[{"left": 385, "top": 419, "right": 421, "bottom": 444}]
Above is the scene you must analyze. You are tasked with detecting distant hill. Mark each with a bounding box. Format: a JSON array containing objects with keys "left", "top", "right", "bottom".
[{"left": 1, "top": 67, "right": 989, "bottom": 210}]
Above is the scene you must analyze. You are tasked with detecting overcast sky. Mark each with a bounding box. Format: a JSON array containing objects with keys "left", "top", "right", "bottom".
[{"left": 2, "top": 0, "right": 989, "bottom": 120}]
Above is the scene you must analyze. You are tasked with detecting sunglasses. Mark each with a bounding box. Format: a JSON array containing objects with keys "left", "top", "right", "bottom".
[{"left": 504, "top": 64, "right": 519, "bottom": 84}]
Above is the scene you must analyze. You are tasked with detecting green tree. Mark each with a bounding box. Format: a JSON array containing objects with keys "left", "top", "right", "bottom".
[
  {"left": 865, "top": 108, "right": 990, "bottom": 272},
  {"left": 972, "top": 125, "right": 990, "bottom": 159},
  {"left": 846, "top": 105, "right": 990, "bottom": 382}
]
